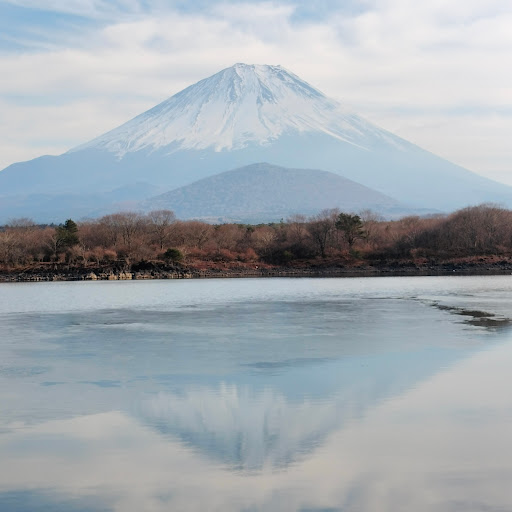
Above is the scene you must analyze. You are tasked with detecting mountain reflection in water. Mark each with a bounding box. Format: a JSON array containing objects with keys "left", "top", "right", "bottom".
[
  {"left": 1, "top": 276, "right": 512, "bottom": 511},
  {"left": 139, "top": 346, "right": 460, "bottom": 472}
]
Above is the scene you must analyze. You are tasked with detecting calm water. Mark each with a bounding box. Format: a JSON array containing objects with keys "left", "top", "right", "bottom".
[{"left": 1, "top": 276, "right": 512, "bottom": 511}]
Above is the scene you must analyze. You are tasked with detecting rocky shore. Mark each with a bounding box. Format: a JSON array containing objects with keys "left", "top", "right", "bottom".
[{"left": 2, "top": 259, "right": 512, "bottom": 282}]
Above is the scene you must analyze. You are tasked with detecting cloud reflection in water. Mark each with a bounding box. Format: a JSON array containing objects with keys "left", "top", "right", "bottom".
[{"left": 1, "top": 340, "right": 512, "bottom": 511}]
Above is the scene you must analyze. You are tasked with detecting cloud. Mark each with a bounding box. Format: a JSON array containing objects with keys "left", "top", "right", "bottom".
[
  {"left": 1, "top": 0, "right": 147, "bottom": 19},
  {"left": 0, "top": 0, "right": 511, "bottom": 182}
]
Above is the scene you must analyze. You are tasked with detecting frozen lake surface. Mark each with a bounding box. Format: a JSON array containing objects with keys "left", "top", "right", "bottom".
[{"left": 1, "top": 276, "right": 512, "bottom": 511}]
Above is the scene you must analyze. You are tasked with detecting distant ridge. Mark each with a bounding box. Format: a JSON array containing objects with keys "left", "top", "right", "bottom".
[{"left": 142, "top": 163, "right": 411, "bottom": 223}]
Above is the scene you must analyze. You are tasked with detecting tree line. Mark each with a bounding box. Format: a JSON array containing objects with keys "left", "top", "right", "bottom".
[{"left": 1, "top": 204, "right": 512, "bottom": 269}]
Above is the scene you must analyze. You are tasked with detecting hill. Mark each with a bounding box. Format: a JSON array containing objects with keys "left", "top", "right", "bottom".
[{"left": 142, "top": 163, "right": 412, "bottom": 222}]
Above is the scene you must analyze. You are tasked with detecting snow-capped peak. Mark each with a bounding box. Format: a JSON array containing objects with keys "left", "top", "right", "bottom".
[{"left": 70, "top": 63, "right": 402, "bottom": 157}]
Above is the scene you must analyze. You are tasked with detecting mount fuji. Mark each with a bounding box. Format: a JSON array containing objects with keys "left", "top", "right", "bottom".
[{"left": 1, "top": 63, "right": 511, "bottom": 222}]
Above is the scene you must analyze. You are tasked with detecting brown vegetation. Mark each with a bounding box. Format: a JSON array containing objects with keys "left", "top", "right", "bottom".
[{"left": 2, "top": 205, "right": 512, "bottom": 277}]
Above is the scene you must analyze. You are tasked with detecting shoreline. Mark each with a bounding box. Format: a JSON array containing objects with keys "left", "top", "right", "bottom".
[{"left": 2, "top": 261, "right": 512, "bottom": 282}]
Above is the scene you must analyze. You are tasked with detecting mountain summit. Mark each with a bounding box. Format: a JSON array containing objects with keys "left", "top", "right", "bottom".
[
  {"left": 2, "top": 63, "right": 512, "bottom": 223},
  {"left": 71, "top": 63, "right": 404, "bottom": 156}
]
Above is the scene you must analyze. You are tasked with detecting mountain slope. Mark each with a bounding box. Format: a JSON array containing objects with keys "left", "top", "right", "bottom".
[
  {"left": 1, "top": 63, "right": 511, "bottom": 222},
  {"left": 141, "top": 163, "right": 408, "bottom": 222},
  {"left": 70, "top": 63, "right": 405, "bottom": 156}
]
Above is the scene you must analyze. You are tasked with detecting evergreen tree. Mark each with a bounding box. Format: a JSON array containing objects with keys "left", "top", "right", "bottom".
[
  {"left": 163, "top": 247, "right": 184, "bottom": 262},
  {"left": 335, "top": 213, "right": 366, "bottom": 249},
  {"left": 55, "top": 219, "right": 79, "bottom": 250}
]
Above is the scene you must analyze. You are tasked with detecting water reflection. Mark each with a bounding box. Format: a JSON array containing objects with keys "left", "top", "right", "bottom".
[
  {"left": 2, "top": 277, "right": 512, "bottom": 511},
  {"left": 142, "top": 385, "right": 341, "bottom": 471},
  {"left": 138, "top": 347, "right": 463, "bottom": 471},
  {"left": 1, "top": 339, "right": 511, "bottom": 511}
]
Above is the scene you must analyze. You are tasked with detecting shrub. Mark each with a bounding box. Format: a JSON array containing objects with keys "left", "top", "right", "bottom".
[{"left": 164, "top": 248, "right": 184, "bottom": 262}]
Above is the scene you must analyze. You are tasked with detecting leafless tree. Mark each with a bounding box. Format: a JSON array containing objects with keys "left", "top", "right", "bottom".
[
  {"left": 307, "top": 209, "right": 338, "bottom": 258},
  {"left": 147, "top": 210, "right": 176, "bottom": 249}
]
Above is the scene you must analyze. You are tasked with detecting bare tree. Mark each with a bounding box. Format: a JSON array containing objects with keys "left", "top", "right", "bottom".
[
  {"left": 359, "top": 209, "right": 384, "bottom": 248},
  {"left": 252, "top": 226, "right": 278, "bottom": 260},
  {"left": 7, "top": 218, "right": 36, "bottom": 229},
  {"left": 0, "top": 231, "right": 17, "bottom": 266},
  {"left": 97, "top": 212, "right": 147, "bottom": 254},
  {"left": 147, "top": 210, "right": 176, "bottom": 249},
  {"left": 307, "top": 209, "right": 338, "bottom": 258},
  {"left": 177, "top": 221, "right": 213, "bottom": 249},
  {"left": 287, "top": 214, "right": 309, "bottom": 245}
]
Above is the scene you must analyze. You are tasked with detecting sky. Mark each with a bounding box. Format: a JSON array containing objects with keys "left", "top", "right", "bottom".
[{"left": 0, "top": 0, "right": 511, "bottom": 183}]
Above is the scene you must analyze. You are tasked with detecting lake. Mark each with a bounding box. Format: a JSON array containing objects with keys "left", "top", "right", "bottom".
[{"left": 1, "top": 276, "right": 512, "bottom": 511}]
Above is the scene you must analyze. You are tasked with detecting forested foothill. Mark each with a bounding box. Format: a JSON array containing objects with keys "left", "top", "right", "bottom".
[{"left": 2, "top": 204, "right": 512, "bottom": 281}]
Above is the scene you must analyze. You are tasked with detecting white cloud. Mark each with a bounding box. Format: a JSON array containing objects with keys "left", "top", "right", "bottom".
[{"left": 1, "top": 1, "right": 511, "bottom": 182}]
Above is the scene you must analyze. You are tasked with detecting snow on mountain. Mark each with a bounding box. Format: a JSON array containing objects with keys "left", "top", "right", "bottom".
[
  {"left": 1, "top": 63, "right": 512, "bottom": 223},
  {"left": 71, "top": 63, "right": 405, "bottom": 157}
]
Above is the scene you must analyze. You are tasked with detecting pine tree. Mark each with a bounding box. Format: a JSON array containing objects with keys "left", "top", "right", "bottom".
[
  {"left": 335, "top": 213, "right": 366, "bottom": 249},
  {"left": 55, "top": 219, "right": 79, "bottom": 250}
]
